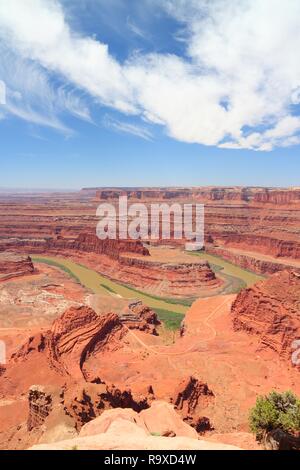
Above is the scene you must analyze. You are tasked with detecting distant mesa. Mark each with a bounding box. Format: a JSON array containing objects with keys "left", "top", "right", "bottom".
[{"left": 87, "top": 186, "right": 300, "bottom": 205}]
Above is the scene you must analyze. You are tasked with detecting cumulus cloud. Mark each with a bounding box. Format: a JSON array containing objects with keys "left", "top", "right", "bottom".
[{"left": 0, "top": 0, "right": 300, "bottom": 150}]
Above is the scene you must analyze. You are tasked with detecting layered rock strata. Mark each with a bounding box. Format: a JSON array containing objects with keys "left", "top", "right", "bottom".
[{"left": 231, "top": 271, "right": 300, "bottom": 363}]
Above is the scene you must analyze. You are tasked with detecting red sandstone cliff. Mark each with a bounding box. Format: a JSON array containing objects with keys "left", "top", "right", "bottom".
[
  {"left": 2, "top": 305, "right": 214, "bottom": 447},
  {"left": 0, "top": 234, "right": 221, "bottom": 298},
  {"left": 0, "top": 233, "right": 149, "bottom": 260},
  {"left": 231, "top": 271, "right": 300, "bottom": 364},
  {"left": 0, "top": 252, "right": 35, "bottom": 281},
  {"left": 12, "top": 306, "right": 126, "bottom": 381},
  {"left": 1, "top": 188, "right": 299, "bottom": 263},
  {"left": 94, "top": 186, "right": 300, "bottom": 205}
]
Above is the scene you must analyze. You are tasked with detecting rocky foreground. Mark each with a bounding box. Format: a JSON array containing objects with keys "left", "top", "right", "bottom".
[
  {"left": 29, "top": 403, "right": 240, "bottom": 451},
  {"left": 0, "top": 265, "right": 300, "bottom": 450}
]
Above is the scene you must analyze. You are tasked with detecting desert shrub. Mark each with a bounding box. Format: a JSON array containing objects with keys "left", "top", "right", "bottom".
[{"left": 249, "top": 391, "right": 300, "bottom": 441}]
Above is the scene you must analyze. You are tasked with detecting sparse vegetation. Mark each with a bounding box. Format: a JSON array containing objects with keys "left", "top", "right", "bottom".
[
  {"left": 154, "top": 308, "right": 184, "bottom": 331},
  {"left": 99, "top": 283, "right": 116, "bottom": 294},
  {"left": 249, "top": 391, "right": 300, "bottom": 442}
]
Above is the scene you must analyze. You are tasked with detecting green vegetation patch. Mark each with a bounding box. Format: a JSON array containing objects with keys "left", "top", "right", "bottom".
[
  {"left": 249, "top": 390, "right": 300, "bottom": 442},
  {"left": 99, "top": 283, "right": 116, "bottom": 294},
  {"left": 154, "top": 308, "right": 184, "bottom": 331}
]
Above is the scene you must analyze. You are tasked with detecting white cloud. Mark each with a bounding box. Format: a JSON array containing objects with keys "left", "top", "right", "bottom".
[
  {"left": 126, "top": 16, "right": 148, "bottom": 40},
  {"left": 103, "top": 115, "right": 153, "bottom": 141},
  {"left": 0, "top": 0, "right": 300, "bottom": 150},
  {"left": 0, "top": 37, "right": 92, "bottom": 133}
]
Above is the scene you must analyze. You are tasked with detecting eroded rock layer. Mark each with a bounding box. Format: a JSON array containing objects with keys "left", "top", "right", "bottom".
[
  {"left": 0, "top": 252, "right": 34, "bottom": 281},
  {"left": 0, "top": 234, "right": 221, "bottom": 297},
  {"left": 0, "top": 187, "right": 299, "bottom": 263},
  {"left": 12, "top": 306, "right": 126, "bottom": 381},
  {"left": 231, "top": 271, "right": 300, "bottom": 362},
  {"left": 0, "top": 233, "right": 149, "bottom": 259}
]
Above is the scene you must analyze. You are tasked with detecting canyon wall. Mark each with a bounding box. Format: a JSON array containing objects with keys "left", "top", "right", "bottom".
[
  {"left": 0, "top": 252, "right": 35, "bottom": 281},
  {"left": 0, "top": 233, "right": 221, "bottom": 297},
  {"left": 207, "top": 245, "right": 300, "bottom": 275},
  {"left": 93, "top": 187, "right": 300, "bottom": 204},
  {"left": 0, "top": 187, "right": 299, "bottom": 265},
  {"left": 231, "top": 271, "right": 300, "bottom": 364},
  {"left": 0, "top": 233, "right": 149, "bottom": 260}
]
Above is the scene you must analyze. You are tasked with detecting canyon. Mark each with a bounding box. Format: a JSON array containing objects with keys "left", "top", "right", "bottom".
[
  {"left": 0, "top": 186, "right": 299, "bottom": 450},
  {"left": 0, "top": 267, "right": 300, "bottom": 449},
  {"left": 0, "top": 234, "right": 222, "bottom": 299},
  {"left": 0, "top": 186, "right": 299, "bottom": 277}
]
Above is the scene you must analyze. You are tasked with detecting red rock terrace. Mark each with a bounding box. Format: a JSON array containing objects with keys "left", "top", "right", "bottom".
[{"left": 0, "top": 252, "right": 35, "bottom": 282}]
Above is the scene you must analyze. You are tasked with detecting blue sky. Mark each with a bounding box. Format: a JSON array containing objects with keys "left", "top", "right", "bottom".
[{"left": 0, "top": 0, "right": 300, "bottom": 189}]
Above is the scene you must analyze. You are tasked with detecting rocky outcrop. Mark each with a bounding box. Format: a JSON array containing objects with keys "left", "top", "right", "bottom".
[
  {"left": 232, "top": 271, "right": 300, "bottom": 363},
  {"left": 29, "top": 402, "right": 242, "bottom": 450},
  {"left": 119, "top": 301, "right": 161, "bottom": 335},
  {"left": 118, "top": 256, "right": 221, "bottom": 297},
  {"left": 27, "top": 385, "right": 54, "bottom": 431},
  {"left": 140, "top": 401, "right": 199, "bottom": 439},
  {"left": 219, "top": 234, "right": 300, "bottom": 259},
  {"left": 172, "top": 376, "right": 214, "bottom": 433},
  {"left": 253, "top": 189, "right": 300, "bottom": 205},
  {"left": 0, "top": 252, "right": 34, "bottom": 281},
  {"left": 62, "top": 382, "right": 153, "bottom": 430},
  {"left": 12, "top": 306, "right": 126, "bottom": 381}
]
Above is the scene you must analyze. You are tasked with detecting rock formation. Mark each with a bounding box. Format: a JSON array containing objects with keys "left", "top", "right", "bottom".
[
  {"left": 0, "top": 233, "right": 149, "bottom": 260},
  {"left": 1, "top": 304, "right": 216, "bottom": 447},
  {"left": 232, "top": 271, "right": 300, "bottom": 363},
  {"left": 119, "top": 301, "right": 161, "bottom": 335},
  {"left": 93, "top": 186, "right": 300, "bottom": 205},
  {"left": 0, "top": 252, "right": 34, "bottom": 281},
  {"left": 27, "top": 385, "right": 54, "bottom": 432},
  {"left": 172, "top": 376, "right": 214, "bottom": 432},
  {"left": 62, "top": 382, "right": 153, "bottom": 430},
  {"left": 119, "top": 255, "right": 220, "bottom": 297},
  {"left": 12, "top": 306, "right": 126, "bottom": 381},
  {"left": 207, "top": 245, "right": 300, "bottom": 275},
  {"left": 29, "top": 403, "right": 241, "bottom": 450}
]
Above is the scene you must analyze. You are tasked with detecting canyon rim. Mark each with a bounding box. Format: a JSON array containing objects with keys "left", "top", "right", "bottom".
[{"left": 1, "top": 0, "right": 300, "bottom": 459}]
